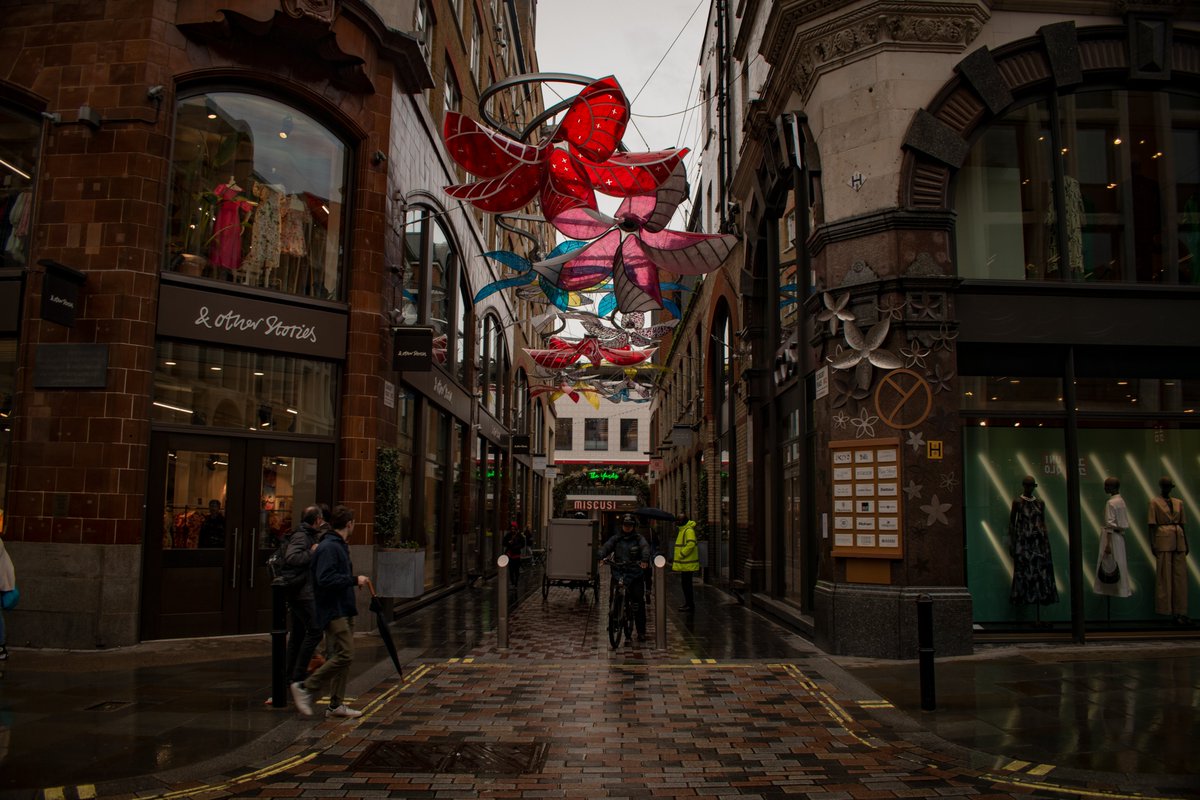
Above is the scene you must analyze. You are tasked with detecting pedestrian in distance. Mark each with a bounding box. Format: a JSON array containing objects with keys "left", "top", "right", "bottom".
[
  {"left": 502, "top": 522, "right": 526, "bottom": 587},
  {"left": 290, "top": 505, "right": 368, "bottom": 719},
  {"left": 673, "top": 513, "right": 699, "bottom": 611},
  {"left": 281, "top": 505, "right": 325, "bottom": 692}
]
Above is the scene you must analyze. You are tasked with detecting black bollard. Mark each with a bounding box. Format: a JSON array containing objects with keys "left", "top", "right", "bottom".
[
  {"left": 916, "top": 593, "right": 936, "bottom": 711},
  {"left": 271, "top": 579, "right": 288, "bottom": 708}
]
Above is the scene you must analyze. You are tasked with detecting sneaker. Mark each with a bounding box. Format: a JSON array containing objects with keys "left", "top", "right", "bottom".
[
  {"left": 290, "top": 682, "right": 313, "bottom": 717},
  {"left": 326, "top": 704, "right": 363, "bottom": 719}
]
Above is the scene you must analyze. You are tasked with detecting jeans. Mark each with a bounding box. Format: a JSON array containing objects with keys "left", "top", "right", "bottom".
[{"left": 285, "top": 596, "right": 324, "bottom": 683}]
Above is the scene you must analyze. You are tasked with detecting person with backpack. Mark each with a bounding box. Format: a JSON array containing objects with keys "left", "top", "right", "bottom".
[
  {"left": 280, "top": 505, "right": 324, "bottom": 692},
  {"left": 291, "top": 505, "right": 368, "bottom": 719}
]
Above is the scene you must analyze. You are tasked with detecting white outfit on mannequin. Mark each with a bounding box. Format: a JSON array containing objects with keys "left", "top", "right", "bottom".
[{"left": 1094, "top": 493, "right": 1132, "bottom": 598}]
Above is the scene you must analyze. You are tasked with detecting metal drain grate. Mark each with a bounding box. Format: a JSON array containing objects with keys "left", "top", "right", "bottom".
[
  {"left": 84, "top": 700, "right": 134, "bottom": 712},
  {"left": 352, "top": 740, "right": 549, "bottom": 776}
]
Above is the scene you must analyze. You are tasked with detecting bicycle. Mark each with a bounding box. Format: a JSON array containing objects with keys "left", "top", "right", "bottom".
[{"left": 602, "top": 558, "right": 638, "bottom": 649}]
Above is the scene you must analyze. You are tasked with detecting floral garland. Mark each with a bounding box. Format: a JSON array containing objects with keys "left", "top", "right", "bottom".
[{"left": 552, "top": 467, "right": 650, "bottom": 516}]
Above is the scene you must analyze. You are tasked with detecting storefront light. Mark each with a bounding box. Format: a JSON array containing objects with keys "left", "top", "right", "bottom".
[{"left": 153, "top": 400, "right": 193, "bottom": 415}]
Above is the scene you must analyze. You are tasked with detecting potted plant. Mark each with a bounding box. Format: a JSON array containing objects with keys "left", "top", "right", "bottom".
[{"left": 375, "top": 447, "right": 424, "bottom": 597}]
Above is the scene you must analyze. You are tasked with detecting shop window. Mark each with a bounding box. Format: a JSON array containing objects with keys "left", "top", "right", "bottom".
[
  {"left": 963, "top": 423, "right": 1200, "bottom": 626},
  {"left": 956, "top": 89, "right": 1200, "bottom": 285},
  {"left": 584, "top": 418, "right": 608, "bottom": 451},
  {"left": 554, "top": 419, "right": 573, "bottom": 450},
  {"left": 0, "top": 106, "right": 42, "bottom": 268},
  {"left": 0, "top": 339, "right": 14, "bottom": 534},
  {"left": 152, "top": 341, "right": 337, "bottom": 436},
  {"left": 166, "top": 92, "right": 349, "bottom": 299},
  {"left": 620, "top": 419, "right": 638, "bottom": 452}
]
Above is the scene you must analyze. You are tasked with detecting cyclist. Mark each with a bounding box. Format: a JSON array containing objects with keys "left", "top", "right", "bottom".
[{"left": 598, "top": 513, "right": 651, "bottom": 642}]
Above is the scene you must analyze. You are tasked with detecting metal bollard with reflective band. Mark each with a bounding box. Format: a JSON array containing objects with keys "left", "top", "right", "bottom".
[
  {"left": 497, "top": 554, "right": 509, "bottom": 650},
  {"left": 654, "top": 554, "right": 667, "bottom": 650}
]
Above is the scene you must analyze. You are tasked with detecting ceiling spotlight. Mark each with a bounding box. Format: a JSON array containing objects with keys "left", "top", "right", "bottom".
[{"left": 279, "top": 114, "right": 293, "bottom": 139}]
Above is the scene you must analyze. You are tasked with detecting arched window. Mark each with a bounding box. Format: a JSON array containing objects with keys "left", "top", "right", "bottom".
[
  {"left": 395, "top": 206, "right": 467, "bottom": 376},
  {"left": 955, "top": 89, "right": 1200, "bottom": 284},
  {"left": 167, "top": 91, "right": 350, "bottom": 298}
]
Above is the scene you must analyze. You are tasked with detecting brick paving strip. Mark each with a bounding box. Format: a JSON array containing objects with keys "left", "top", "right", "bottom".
[{"left": 113, "top": 592, "right": 1193, "bottom": 800}]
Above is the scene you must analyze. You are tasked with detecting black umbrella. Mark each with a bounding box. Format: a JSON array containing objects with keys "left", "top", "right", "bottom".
[
  {"left": 634, "top": 507, "right": 676, "bottom": 522},
  {"left": 366, "top": 579, "right": 403, "bottom": 678}
]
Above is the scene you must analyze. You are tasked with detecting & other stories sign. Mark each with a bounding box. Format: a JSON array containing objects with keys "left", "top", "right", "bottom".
[{"left": 157, "top": 283, "right": 347, "bottom": 359}]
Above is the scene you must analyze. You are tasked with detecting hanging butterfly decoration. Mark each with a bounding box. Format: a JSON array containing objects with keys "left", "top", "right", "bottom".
[{"left": 444, "top": 74, "right": 737, "bottom": 315}]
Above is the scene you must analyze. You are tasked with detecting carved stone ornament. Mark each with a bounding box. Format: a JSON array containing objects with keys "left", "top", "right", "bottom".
[
  {"left": 778, "top": 2, "right": 989, "bottom": 101},
  {"left": 282, "top": 0, "right": 337, "bottom": 24}
]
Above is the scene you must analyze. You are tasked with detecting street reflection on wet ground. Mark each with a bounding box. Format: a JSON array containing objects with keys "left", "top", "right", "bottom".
[{"left": 0, "top": 567, "right": 1196, "bottom": 797}]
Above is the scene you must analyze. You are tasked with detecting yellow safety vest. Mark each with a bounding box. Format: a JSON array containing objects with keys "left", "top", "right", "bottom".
[{"left": 673, "top": 521, "right": 700, "bottom": 572}]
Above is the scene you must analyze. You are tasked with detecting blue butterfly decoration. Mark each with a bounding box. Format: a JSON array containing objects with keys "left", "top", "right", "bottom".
[{"left": 473, "top": 241, "right": 588, "bottom": 311}]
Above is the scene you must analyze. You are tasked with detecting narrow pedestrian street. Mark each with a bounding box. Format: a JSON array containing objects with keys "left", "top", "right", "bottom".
[{"left": 5, "top": 570, "right": 1191, "bottom": 800}]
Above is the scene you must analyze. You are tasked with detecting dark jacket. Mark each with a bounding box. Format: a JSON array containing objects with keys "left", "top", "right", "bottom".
[
  {"left": 282, "top": 521, "right": 321, "bottom": 600},
  {"left": 311, "top": 531, "right": 358, "bottom": 628},
  {"left": 598, "top": 531, "right": 651, "bottom": 581}
]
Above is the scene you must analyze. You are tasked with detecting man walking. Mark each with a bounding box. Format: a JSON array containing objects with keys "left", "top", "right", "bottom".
[
  {"left": 291, "top": 505, "right": 368, "bottom": 719},
  {"left": 281, "top": 505, "right": 324, "bottom": 692},
  {"left": 672, "top": 513, "right": 699, "bottom": 611}
]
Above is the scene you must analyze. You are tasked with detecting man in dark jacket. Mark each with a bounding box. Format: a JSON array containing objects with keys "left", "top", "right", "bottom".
[
  {"left": 598, "top": 514, "right": 651, "bottom": 642},
  {"left": 281, "top": 505, "right": 324, "bottom": 690},
  {"left": 290, "top": 505, "right": 367, "bottom": 719}
]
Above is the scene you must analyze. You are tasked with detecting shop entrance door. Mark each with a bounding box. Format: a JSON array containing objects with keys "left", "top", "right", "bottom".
[{"left": 141, "top": 433, "right": 334, "bottom": 639}]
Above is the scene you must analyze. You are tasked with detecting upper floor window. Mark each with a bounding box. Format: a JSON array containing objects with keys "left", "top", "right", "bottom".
[
  {"left": 620, "top": 419, "right": 639, "bottom": 452},
  {"left": 584, "top": 418, "right": 608, "bottom": 451},
  {"left": 414, "top": 0, "right": 430, "bottom": 51},
  {"left": 478, "top": 314, "right": 507, "bottom": 418},
  {"left": 167, "top": 92, "right": 349, "bottom": 299},
  {"left": 956, "top": 89, "right": 1200, "bottom": 285},
  {"left": 395, "top": 207, "right": 466, "bottom": 377},
  {"left": 0, "top": 106, "right": 42, "bottom": 268},
  {"left": 513, "top": 370, "right": 529, "bottom": 433},
  {"left": 444, "top": 64, "right": 461, "bottom": 116},
  {"left": 470, "top": 15, "right": 481, "bottom": 80},
  {"left": 555, "top": 417, "right": 573, "bottom": 450}
]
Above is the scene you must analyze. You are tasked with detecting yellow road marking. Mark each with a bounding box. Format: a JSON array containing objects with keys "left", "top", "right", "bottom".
[
  {"left": 1028, "top": 763, "right": 1055, "bottom": 776},
  {"left": 1002, "top": 759, "right": 1031, "bottom": 771},
  {"left": 42, "top": 790, "right": 64, "bottom": 800},
  {"left": 982, "top": 773, "right": 1182, "bottom": 799},
  {"left": 77, "top": 788, "right": 97, "bottom": 800}
]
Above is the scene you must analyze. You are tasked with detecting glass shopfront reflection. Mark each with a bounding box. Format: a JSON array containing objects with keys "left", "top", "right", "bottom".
[
  {"left": 166, "top": 92, "right": 349, "bottom": 298},
  {"left": 152, "top": 341, "right": 337, "bottom": 435}
]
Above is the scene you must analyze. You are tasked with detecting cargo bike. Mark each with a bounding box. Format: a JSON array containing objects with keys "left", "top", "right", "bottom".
[{"left": 540, "top": 517, "right": 601, "bottom": 603}]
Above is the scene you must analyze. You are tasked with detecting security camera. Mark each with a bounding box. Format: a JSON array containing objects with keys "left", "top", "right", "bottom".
[
  {"left": 727, "top": 201, "right": 741, "bottom": 216},
  {"left": 147, "top": 85, "right": 165, "bottom": 101}
]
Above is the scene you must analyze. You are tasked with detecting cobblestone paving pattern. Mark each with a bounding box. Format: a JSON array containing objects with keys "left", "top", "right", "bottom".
[{"left": 114, "top": 585, "right": 1197, "bottom": 800}]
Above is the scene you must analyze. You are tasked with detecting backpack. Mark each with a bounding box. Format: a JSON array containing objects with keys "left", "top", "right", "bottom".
[{"left": 267, "top": 531, "right": 307, "bottom": 586}]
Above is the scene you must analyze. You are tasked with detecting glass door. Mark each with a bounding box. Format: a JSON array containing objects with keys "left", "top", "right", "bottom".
[{"left": 142, "top": 433, "right": 333, "bottom": 639}]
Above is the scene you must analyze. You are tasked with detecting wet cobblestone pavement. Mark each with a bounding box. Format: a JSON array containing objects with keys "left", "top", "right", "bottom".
[{"left": 2, "top": 570, "right": 1198, "bottom": 799}]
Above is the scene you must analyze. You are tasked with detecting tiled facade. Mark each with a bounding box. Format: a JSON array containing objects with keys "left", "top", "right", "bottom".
[{"left": 0, "top": 0, "right": 555, "bottom": 648}]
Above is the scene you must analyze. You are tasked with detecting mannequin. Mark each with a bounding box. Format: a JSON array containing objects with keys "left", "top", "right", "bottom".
[
  {"left": 1093, "top": 477, "right": 1132, "bottom": 598},
  {"left": 1148, "top": 476, "right": 1189, "bottom": 625},
  {"left": 1008, "top": 475, "right": 1059, "bottom": 610}
]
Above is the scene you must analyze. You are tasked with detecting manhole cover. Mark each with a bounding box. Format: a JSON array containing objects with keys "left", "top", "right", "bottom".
[
  {"left": 84, "top": 701, "right": 134, "bottom": 712},
  {"left": 352, "top": 740, "right": 548, "bottom": 776}
]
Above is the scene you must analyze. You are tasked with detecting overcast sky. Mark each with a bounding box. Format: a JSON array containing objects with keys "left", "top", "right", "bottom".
[{"left": 533, "top": 0, "right": 711, "bottom": 222}]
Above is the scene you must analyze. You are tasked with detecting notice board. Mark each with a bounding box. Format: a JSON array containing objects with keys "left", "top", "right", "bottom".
[{"left": 830, "top": 437, "right": 903, "bottom": 559}]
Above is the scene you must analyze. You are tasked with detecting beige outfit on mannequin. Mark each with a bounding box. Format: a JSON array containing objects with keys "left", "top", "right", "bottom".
[{"left": 1149, "top": 494, "right": 1188, "bottom": 617}]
